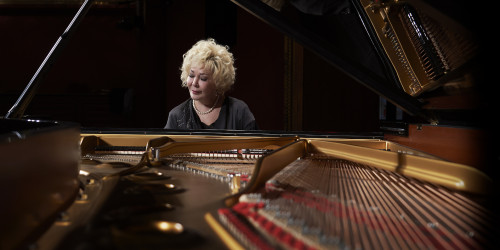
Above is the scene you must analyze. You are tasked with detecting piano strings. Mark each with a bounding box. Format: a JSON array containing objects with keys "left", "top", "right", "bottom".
[
  {"left": 219, "top": 154, "right": 495, "bottom": 249},
  {"left": 78, "top": 142, "right": 495, "bottom": 249},
  {"left": 164, "top": 149, "right": 272, "bottom": 187}
]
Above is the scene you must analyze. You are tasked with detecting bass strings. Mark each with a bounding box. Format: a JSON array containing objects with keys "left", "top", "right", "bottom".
[{"left": 251, "top": 154, "right": 495, "bottom": 249}]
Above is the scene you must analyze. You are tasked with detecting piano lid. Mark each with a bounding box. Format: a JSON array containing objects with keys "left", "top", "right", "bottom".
[{"left": 230, "top": 0, "right": 485, "bottom": 125}]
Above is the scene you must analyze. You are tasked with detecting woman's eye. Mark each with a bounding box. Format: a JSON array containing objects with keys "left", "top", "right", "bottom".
[
  {"left": 188, "top": 75, "right": 194, "bottom": 78},
  {"left": 200, "top": 78, "right": 208, "bottom": 81}
]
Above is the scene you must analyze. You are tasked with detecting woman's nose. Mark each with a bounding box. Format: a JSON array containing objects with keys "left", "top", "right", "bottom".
[{"left": 192, "top": 77, "right": 199, "bottom": 87}]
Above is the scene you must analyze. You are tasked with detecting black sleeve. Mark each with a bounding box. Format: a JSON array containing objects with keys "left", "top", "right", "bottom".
[
  {"left": 164, "top": 111, "right": 177, "bottom": 129},
  {"left": 234, "top": 99, "right": 258, "bottom": 130},
  {"left": 244, "top": 119, "right": 259, "bottom": 130},
  {"left": 164, "top": 99, "right": 191, "bottom": 129},
  {"left": 242, "top": 107, "right": 258, "bottom": 130}
]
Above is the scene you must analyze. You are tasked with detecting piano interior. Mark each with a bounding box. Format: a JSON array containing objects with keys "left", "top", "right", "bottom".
[
  {"left": 1, "top": 0, "right": 498, "bottom": 249},
  {"left": 2, "top": 130, "right": 492, "bottom": 250}
]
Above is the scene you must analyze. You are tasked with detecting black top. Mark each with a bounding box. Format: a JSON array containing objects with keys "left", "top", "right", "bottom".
[{"left": 164, "top": 96, "right": 258, "bottom": 130}]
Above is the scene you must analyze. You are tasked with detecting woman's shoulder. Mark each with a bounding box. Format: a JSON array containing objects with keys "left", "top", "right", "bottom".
[
  {"left": 165, "top": 98, "right": 193, "bottom": 129},
  {"left": 226, "top": 96, "right": 250, "bottom": 109},
  {"left": 225, "top": 96, "right": 258, "bottom": 130},
  {"left": 169, "top": 99, "right": 191, "bottom": 115}
]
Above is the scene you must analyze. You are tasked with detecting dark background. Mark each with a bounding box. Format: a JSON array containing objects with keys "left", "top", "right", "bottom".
[{"left": 0, "top": 0, "right": 380, "bottom": 132}]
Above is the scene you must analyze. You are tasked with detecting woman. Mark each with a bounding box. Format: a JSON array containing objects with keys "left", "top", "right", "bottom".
[{"left": 164, "top": 38, "right": 258, "bottom": 130}]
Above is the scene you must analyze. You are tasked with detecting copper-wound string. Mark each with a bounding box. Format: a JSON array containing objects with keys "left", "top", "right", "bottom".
[
  {"left": 342, "top": 161, "right": 371, "bottom": 249},
  {"left": 350, "top": 161, "right": 397, "bottom": 249},
  {"left": 410, "top": 181, "right": 490, "bottom": 248},
  {"left": 426, "top": 184, "right": 494, "bottom": 231},
  {"left": 357, "top": 165, "right": 421, "bottom": 249},
  {"left": 166, "top": 150, "right": 260, "bottom": 178},
  {"left": 382, "top": 169, "right": 459, "bottom": 249},
  {"left": 265, "top": 154, "right": 495, "bottom": 249},
  {"left": 373, "top": 169, "right": 438, "bottom": 248},
  {"left": 405, "top": 182, "right": 479, "bottom": 248}
]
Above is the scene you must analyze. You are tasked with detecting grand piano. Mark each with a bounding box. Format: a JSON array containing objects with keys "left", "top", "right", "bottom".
[{"left": 1, "top": 0, "right": 498, "bottom": 249}]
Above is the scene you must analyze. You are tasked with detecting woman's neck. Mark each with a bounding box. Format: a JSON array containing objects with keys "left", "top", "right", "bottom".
[{"left": 193, "top": 95, "right": 223, "bottom": 115}]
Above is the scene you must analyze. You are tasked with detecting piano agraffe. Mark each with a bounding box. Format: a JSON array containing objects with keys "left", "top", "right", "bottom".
[{"left": 1, "top": 0, "right": 497, "bottom": 249}]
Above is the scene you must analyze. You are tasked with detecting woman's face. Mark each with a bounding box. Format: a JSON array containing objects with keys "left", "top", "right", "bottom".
[{"left": 187, "top": 64, "right": 218, "bottom": 103}]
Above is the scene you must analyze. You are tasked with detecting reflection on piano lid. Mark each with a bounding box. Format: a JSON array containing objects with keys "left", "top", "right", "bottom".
[
  {"left": 358, "top": 0, "right": 478, "bottom": 96},
  {"left": 233, "top": 0, "right": 488, "bottom": 125}
]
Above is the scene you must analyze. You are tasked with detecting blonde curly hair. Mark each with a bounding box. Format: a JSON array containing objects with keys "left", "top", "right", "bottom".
[{"left": 180, "top": 38, "right": 236, "bottom": 94}]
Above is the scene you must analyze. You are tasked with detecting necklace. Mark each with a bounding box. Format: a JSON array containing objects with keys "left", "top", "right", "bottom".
[{"left": 193, "top": 95, "right": 219, "bottom": 115}]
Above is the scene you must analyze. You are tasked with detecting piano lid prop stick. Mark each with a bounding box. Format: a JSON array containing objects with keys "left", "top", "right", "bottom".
[{"left": 5, "top": 0, "right": 95, "bottom": 119}]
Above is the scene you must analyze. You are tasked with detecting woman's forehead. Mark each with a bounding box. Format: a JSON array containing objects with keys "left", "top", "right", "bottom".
[{"left": 190, "top": 64, "right": 212, "bottom": 75}]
